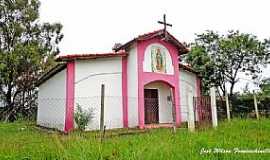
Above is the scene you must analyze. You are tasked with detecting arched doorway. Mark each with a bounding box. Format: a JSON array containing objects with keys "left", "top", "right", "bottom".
[{"left": 144, "top": 81, "right": 174, "bottom": 125}]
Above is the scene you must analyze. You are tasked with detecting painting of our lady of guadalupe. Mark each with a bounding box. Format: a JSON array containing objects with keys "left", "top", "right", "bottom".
[{"left": 151, "top": 46, "right": 166, "bottom": 73}]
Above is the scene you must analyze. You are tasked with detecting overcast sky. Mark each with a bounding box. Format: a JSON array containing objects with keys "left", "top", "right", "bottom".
[{"left": 39, "top": 0, "right": 270, "bottom": 91}]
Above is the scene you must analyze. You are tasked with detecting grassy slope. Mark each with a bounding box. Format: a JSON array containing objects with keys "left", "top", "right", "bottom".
[{"left": 0, "top": 119, "right": 270, "bottom": 160}]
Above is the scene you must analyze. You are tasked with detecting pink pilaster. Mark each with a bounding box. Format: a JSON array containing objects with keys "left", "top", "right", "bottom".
[
  {"left": 138, "top": 85, "right": 144, "bottom": 129},
  {"left": 122, "top": 56, "right": 128, "bottom": 127},
  {"left": 138, "top": 41, "right": 145, "bottom": 129},
  {"left": 64, "top": 61, "right": 75, "bottom": 132},
  {"left": 174, "top": 64, "right": 181, "bottom": 126}
]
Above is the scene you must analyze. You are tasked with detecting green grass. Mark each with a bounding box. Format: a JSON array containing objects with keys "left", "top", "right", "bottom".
[{"left": 1, "top": 119, "right": 270, "bottom": 160}]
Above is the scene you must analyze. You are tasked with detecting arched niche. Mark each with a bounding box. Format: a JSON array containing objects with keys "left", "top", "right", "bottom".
[{"left": 143, "top": 43, "right": 174, "bottom": 75}]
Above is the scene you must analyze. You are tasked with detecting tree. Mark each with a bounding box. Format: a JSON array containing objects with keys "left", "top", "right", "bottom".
[
  {"left": 259, "top": 78, "right": 270, "bottom": 96},
  {"left": 185, "top": 30, "right": 270, "bottom": 96},
  {"left": 0, "top": 0, "right": 63, "bottom": 121}
]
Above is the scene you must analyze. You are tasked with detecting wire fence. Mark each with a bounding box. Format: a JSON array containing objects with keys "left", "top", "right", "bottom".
[
  {"left": 37, "top": 96, "right": 194, "bottom": 131},
  {"left": 37, "top": 94, "right": 270, "bottom": 132},
  {"left": 217, "top": 96, "right": 270, "bottom": 120}
]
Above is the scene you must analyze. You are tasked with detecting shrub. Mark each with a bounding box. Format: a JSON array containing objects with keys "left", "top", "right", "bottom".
[{"left": 74, "top": 103, "right": 94, "bottom": 131}]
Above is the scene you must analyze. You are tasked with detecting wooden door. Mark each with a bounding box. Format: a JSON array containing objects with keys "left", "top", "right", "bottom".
[{"left": 144, "top": 89, "right": 159, "bottom": 124}]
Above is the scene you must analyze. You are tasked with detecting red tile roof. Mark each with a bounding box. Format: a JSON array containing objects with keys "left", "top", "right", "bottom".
[
  {"left": 115, "top": 29, "right": 189, "bottom": 54},
  {"left": 36, "top": 63, "right": 67, "bottom": 86},
  {"left": 179, "top": 63, "right": 200, "bottom": 75},
  {"left": 56, "top": 51, "right": 127, "bottom": 61},
  {"left": 38, "top": 30, "right": 191, "bottom": 86},
  {"left": 56, "top": 29, "right": 188, "bottom": 62}
]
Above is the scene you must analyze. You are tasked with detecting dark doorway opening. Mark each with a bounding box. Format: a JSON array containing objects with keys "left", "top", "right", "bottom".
[{"left": 144, "top": 89, "right": 159, "bottom": 124}]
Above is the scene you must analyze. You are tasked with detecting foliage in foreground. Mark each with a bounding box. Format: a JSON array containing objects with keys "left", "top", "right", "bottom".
[
  {"left": 74, "top": 103, "right": 94, "bottom": 131},
  {"left": 0, "top": 119, "right": 270, "bottom": 159}
]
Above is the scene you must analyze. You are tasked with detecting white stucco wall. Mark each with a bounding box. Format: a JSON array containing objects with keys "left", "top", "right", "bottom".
[
  {"left": 74, "top": 57, "right": 123, "bottom": 130},
  {"left": 127, "top": 45, "right": 139, "bottom": 127},
  {"left": 37, "top": 69, "right": 67, "bottom": 131},
  {"left": 144, "top": 82, "right": 173, "bottom": 123},
  {"left": 179, "top": 69, "right": 198, "bottom": 122}
]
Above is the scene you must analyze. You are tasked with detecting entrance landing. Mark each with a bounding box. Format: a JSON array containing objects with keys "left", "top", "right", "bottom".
[{"left": 144, "top": 123, "right": 173, "bottom": 129}]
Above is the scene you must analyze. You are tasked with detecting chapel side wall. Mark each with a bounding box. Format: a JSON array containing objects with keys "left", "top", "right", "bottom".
[
  {"left": 37, "top": 69, "right": 67, "bottom": 131},
  {"left": 127, "top": 45, "right": 139, "bottom": 127},
  {"left": 74, "top": 57, "right": 123, "bottom": 130},
  {"left": 179, "top": 69, "right": 198, "bottom": 122}
]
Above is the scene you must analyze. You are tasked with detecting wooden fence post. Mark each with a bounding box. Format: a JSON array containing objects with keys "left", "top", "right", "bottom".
[
  {"left": 210, "top": 87, "right": 218, "bottom": 128},
  {"left": 187, "top": 87, "right": 195, "bottom": 132},
  {"left": 225, "top": 91, "right": 231, "bottom": 121},
  {"left": 170, "top": 88, "right": 176, "bottom": 133},
  {"left": 253, "top": 91, "right": 259, "bottom": 120},
  {"left": 100, "top": 84, "right": 105, "bottom": 132}
]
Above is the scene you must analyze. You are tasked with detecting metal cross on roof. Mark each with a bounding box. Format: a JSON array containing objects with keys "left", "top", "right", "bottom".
[
  {"left": 158, "top": 14, "right": 172, "bottom": 39},
  {"left": 158, "top": 14, "right": 172, "bottom": 32}
]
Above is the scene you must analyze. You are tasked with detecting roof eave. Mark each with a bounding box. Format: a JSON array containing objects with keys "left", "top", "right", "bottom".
[
  {"left": 56, "top": 53, "right": 128, "bottom": 62},
  {"left": 115, "top": 30, "right": 189, "bottom": 55},
  {"left": 179, "top": 63, "right": 201, "bottom": 76},
  {"left": 36, "top": 63, "right": 67, "bottom": 86}
]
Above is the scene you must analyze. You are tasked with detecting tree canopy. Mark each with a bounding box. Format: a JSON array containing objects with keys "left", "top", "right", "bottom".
[
  {"left": 185, "top": 30, "right": 270, "bottom": 97},
  {"left": 0, "top": 0, "right": 63, "bottom": 121},
  {"left": 259, "top": 78, "right": 270, "bottom": 96}
]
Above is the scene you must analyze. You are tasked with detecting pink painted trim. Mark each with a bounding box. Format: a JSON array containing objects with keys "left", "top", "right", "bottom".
[
  {"left": 137, "top": 38, "right": 181, "bottom": 129},
  {"left": 122, "top": 56, "right": 128, "bottom": 128},
  {"left": 64, "top": 61, "right": 75, "bottom": 132},
  {"left": 175, "top": 72, "right": 181, "bottom": 126},
  {"left": 137, "top": 41, "right": 144, "bottom": 129}
]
